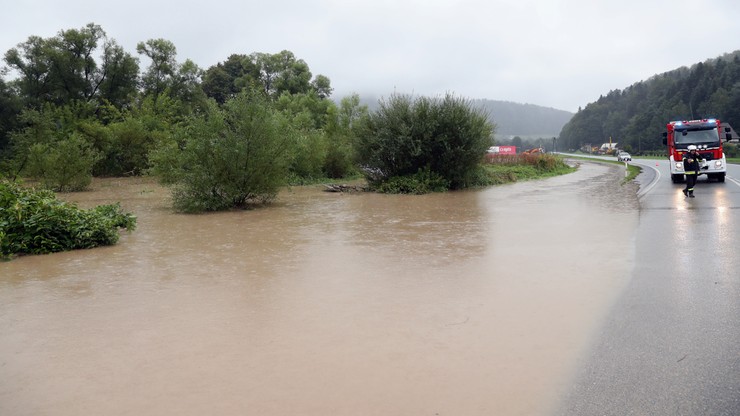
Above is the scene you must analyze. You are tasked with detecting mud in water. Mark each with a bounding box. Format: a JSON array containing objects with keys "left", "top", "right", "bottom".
[{"left": 0, "top": 162, "right": 639, "bottom": 415}]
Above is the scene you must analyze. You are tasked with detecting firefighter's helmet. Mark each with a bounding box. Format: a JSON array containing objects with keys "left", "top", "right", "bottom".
[{"left": 687, "top": 145, "right": 697, "bottom": 151}]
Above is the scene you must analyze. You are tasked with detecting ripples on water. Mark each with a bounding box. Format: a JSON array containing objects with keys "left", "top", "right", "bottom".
[{"left": 0, "top": 162, "right": 639, "bottom": 415}]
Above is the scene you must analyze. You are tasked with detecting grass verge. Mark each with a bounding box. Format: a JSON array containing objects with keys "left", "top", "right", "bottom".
[
  {"left": 477, "top": 154, "right": 576, "bottom": 186},
  {"left": 560, "top": 154, "right": 641, "bottom": 185}
]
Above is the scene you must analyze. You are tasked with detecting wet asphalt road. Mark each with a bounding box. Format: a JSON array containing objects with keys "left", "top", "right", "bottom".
[{"left": 556, "top": 159, "right": 740, "bottom": 415}]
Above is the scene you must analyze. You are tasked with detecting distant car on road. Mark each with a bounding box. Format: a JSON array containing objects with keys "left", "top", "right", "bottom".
[{"left": 617, "top": 152, "right": 632, "bottom": 162}]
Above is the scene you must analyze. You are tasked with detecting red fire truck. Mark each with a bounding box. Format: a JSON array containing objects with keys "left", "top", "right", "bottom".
[{"left": 662, "top": 118, "right": 732, "bottom": 183}]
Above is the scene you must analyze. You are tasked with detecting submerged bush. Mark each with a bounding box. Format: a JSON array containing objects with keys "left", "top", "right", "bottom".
[
  {"left": 149, "top": 90, "right": 292, "bottom": 212},
  {"left": 0, "top": 180, "right": 136, "bottom": 258},
  {"left": 372, "top": 167, "right": 450, "bottom": 194},
  {"left": 24, "top": 133, "right": 102, "bottom": 191}
]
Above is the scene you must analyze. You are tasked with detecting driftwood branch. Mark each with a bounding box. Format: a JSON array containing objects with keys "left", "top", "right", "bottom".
[{"left": 323, "top": 184, "right": 368, "bottom": 193}]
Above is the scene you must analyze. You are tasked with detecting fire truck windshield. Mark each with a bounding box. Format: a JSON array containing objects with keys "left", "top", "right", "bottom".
[{"left": 674, "top": 127, "right": 719, "bottom": 146}]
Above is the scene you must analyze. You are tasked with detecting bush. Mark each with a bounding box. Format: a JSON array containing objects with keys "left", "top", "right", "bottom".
[
  {"left": 725, "top": 142, "right": 739, "bottom": 158},
  {"left": 288, "top": 129, "right": 327, "bottom": 181},
  {"left": 24, "top": 133, "right": 102, "bottom": 192},
  {"left": 0, "top": 180, "right": 136, "bottom": 258},
  {"left": 323, "top": 93, "right": 367, "bottom": 179},
  {"left": 355, "top": 93, "right": 494, "bottom": 191},
  {"left": 90, "top": 118, "right": 164, "bottom": 176},
  {"left": 149, "top": 90, "right": 292, "bottom": 212},
  {"left": 4, "top": 104, "right": 107, "bottom": 189},
  {"left": 323, "top": 138, "right": 357, "bottom": 179},
  {"left": 372, "top": 167, "right": 450, "bottom": 194}
]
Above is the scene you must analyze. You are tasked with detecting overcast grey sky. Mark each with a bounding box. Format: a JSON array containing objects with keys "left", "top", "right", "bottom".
[{"left": 2, "top": 0, "right": 739, "bottom": 112}]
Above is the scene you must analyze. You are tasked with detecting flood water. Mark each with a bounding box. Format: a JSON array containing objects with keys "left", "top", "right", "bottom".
[{"left": 1, "top": 162, "right": 639, "bottom": 416}]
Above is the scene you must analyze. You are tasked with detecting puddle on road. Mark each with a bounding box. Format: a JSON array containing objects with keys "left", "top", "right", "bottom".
[{"left": 0, "top": 162, "right": 639, "bottom": 415}]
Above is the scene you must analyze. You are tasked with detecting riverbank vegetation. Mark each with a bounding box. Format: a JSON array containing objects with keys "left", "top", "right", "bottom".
[
  {"left": 355, "top": 93, "right": 494, "bottom": 192},
  {"left": 0, "top": 23, "right": 579, "bottom": 217},
  {"left": 480, "top": 154, "right": 575, "bottom": 185},
  {"left": 0, "top": 180, "right": 137, "bottom": 259}
]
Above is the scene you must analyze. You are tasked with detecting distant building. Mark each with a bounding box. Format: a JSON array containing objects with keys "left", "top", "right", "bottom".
[
  {"left": 721, "top": 122, "right": 740, "bottom": 140},
  {"left": 600, "top": 142, "right": 618, "bottom": 152}
]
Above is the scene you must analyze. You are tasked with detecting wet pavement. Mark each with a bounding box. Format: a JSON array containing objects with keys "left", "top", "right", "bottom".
[{"left": 555, "top": 159, "right": 740, "bottom": 416}]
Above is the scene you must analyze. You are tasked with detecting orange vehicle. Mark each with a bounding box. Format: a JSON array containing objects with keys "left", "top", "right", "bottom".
[{"left": 522, "top": 147, "right": 543, "bottom": 155}]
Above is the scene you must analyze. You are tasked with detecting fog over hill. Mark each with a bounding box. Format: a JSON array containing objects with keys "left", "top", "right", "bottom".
[
  {"left": 354, "top": 95, "right": 573, "bottom": 140},
  {"left": 472, "top": 99, "right": 574, "bottom": 139}
]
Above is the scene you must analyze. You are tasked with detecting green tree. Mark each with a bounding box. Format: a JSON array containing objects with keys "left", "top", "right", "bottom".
[
  {"left": 202, "top": 51, "right": 332, "bottom": 103},
  {"left": 272, "top": 52, "right": 312, "bottom": 96},
  {"left": 81, "top": 116, "right": 165, "bottom": 177},
  {"left": 323, "top": 93, "right": 367, "bottom": 178},
  {"left": 149, "top": 90, "right": 292, "bottom": 212},
  {"left": 274, "top": 91, "right": 330, "bottom": 181},
  {"left": 47, "top": 23, "right": 106, "bottom": 103},
  {"left": 311, "top": 74, "right": 333, "bottom": 99},
  {"left": 136, "top": 38, "right": 178, "bottom": 99},
  {"left": 0, "top": 77, "right": 22, "bottom": 156},
  {"left": 137, "top": 38, "right": 206, "bottom": 114},
  {"left": 202, "top": 54, "right": 261, "bottom": 104},
  {"left": 5, "top": 106, "right": 58, "bottom": 178},
  {"left": 201, "top": 64, "right": 233, "bottom": 104},
  {"left": 5, "top": 101, "right": 101, "bottom": 189},
  {"left": 4, "top": 23, "right": 138, "bottom": 110},
  {"left": 511, "top": 136, "right": 523, "bottom": 150},
  {"left": 252, "top": 51, "right": 307, "bottom": 97},
  {"left": 173, "top": 59, "right": 208, "bottom": 113},
  {"left": 97, "top": 39, "right": 139, "bottom": 108},
  {"left": 3, "top": 35, "right": 52, "bottom": 108},
  {"left": 25, "top": 132, "right": 101, "bottom": 191},
  {"left": 275, "top": 90, "right": 331, "bottom": 129}
]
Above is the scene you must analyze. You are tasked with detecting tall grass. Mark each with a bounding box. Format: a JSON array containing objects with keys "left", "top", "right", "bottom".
[{"left": 477, "top": 153, "right": 575, "bottom": 186}]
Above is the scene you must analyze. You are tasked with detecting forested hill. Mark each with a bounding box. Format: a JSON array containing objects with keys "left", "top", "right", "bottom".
[
  {"left": 558, "top": 50, "right": 740, "bottom": 154},
  {"left": 471, "top": 100, "right": 573, "bottom": 139},
  {"left": 359, "top": 96, "right": 573, "bottom": 139}
]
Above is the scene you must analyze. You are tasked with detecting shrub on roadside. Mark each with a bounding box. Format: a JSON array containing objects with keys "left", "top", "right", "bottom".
[{"left": 725, "top": 142, "right": 739, "bottom": 158}]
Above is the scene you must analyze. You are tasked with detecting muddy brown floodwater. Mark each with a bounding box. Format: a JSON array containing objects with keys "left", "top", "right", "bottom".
[{"left": 0, "top": 161, "right": 639, "bottom": 416}]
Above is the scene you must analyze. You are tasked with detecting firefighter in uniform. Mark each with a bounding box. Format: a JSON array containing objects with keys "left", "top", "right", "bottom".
[{"left": 682, "top": 145, "right": 704, "bottom": 197}]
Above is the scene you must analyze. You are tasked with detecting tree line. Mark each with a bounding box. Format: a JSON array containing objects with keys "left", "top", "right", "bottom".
[
  {"left": 558, "top": 51, "right": 740, "bottom": 154},
  {"left": 0, "top": 23, "right": 367, "bottom": 192},
  {"left": 0, "top": 23, "right": 500, "bottom": 210}
]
